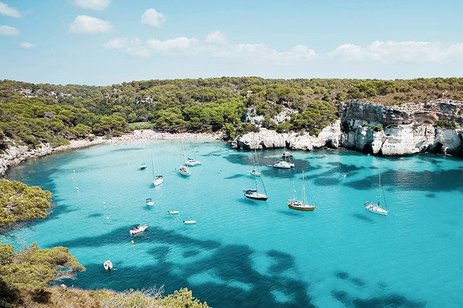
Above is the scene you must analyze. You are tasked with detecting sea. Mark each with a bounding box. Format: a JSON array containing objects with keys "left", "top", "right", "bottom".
[{"left": 2, "top": 140, "right": 463, "bottom": 307}]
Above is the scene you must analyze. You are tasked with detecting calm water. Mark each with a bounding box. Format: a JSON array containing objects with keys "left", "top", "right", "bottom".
[{"left": 3, "top": 140, "right": 463, "bottom": 307}]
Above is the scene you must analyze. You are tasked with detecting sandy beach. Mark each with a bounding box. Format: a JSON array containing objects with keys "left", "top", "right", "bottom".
[{"left": 0, "top": 130, "right": 224, "bottom": 176}]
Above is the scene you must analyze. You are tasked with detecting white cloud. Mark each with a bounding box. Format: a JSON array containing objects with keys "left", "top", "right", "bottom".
[
  {"left": 69, "top": 15, "right": 112, "bottom": 34},
  {"left": 205, "top": 31, "right": 227, "bottom": 45},
  {"left": 73, "top": 0, "right": 110, "bottom": 10},
  {"left": 0, "top": 25, "right": 19, "bottom": 35},
  {"left": 0, "top": 2, "right": 21, "bottom": 17},
  {"left": 147, "top": 37, "right": 194, "bottom": 53},
  {"left": 330, "top": 41, "right": 463, "bottom": 63},
  {"left": 141, "top": 8, "right": 166, "bottom": 28},
  {"left": 103, "top": 38, "right": 149, "bottom": 57},
  {"left": 20, "top": 42, "right": 34, "bottom": 49},
  {"left": 103, "top": 32, "right": 316, "bottom": 64}
]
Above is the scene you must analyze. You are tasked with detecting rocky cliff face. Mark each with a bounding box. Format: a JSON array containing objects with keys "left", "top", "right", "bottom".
[
  {"left": 340, "top": 100, "right": 463, "bottom": 156},
  {"left": 0, "top": 143, "right": 53, "bottom": 176},
  {"left": 236, "top": 100, "right": 463, "bottom": 157},
  {"left": 237, "top": 120, "right": 342, "bottom": 151}
]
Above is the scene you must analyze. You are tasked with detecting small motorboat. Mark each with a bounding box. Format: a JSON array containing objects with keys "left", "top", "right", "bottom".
[
  {"left": 365, "top": 202, "right": 388, "bottom": 216},
  {"left": 185, "top": 158, "right": 202, "bottom": 166},
  {"left": 178, "top": 165, "right": 191, "bottom": 176},
  {"left": 273, "top": 160, "right": 295, "bottom": 169},
  {"left": 139, "top": 163, "right": 147, "bottom": 170},
  {"left": 103, "top": 260, "right": 113, "bottom": 271},
  {"left": 183, "top": 220, "right": 197, "bottom": 225},
  {"left": 129, "top": 224, "right": 148, "bottom": 235},
  {"left": 146, "top": 198, "right": 155, "bottom": 206},
  {"left": 153, "top": 175, "right": 164, "bottom": 186},
  {"left": 243, "top": 189, "right": 268, "bottom": 201},
  {"left": 250, "top": 169, "right": 261, "bottom": 177},
  {"left": 168, "top": 210, "right": 179, "bottom": 215}
]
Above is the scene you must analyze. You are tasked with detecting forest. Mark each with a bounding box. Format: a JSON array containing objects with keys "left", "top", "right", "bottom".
[{"left": 1, "top": 77, "right": 462, "bottom": 148}]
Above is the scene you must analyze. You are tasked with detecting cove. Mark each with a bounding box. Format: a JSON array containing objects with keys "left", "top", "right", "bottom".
[{"left": 2, "top": 140, "right": 463, "bottom": 307}]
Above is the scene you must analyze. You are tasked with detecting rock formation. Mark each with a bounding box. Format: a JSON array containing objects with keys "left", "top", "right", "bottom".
[{"left": 237, "top": 100, "right": 463, "bottom": 157}]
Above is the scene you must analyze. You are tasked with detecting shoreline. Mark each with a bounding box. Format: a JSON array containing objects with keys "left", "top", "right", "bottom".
[{"left": 0, "top": 130, "right": 223, "bottom": 176}]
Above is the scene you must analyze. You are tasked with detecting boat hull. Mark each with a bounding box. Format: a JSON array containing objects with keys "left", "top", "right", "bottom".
[
  {"left": 244, "top": 189, "right": 268, "bottom": 201},
  {"left": 153, "top": 176, "right": 164, "bottom": 186},
  {"left": 129, "top": 224, "right": 148, "bottom": 235},
  {"left": 103, "top": 260, "right": 113, "bottom": 271},
  {"left": 364, "top": 202, "right": 388, "bottom": 216},
  {"left": 288, "top": 201, "right": 316, "bottom": 211},
  {"left": 183, "top": 220, "right": 197, "bottom": 224}
]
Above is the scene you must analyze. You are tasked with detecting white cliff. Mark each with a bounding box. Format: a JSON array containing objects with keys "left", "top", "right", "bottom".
[
  {"left": 237, "top": 100, "right": 463, "bottom": 157},
  {"left": 237, "top": 120, "right": 342, "bottom": 151}
]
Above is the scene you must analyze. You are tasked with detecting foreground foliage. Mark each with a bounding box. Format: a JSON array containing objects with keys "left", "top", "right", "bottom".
[{"left": 0, "top": 179, "right": 53, "bottom": 228}]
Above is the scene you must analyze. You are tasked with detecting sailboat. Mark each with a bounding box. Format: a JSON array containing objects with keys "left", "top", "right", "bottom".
[
  {"left": 177, "top": 165, "right": 191, "bottom": 176},
  {"left": 288, "top": 171, "right": 316, "bottom": 211},
  {"left": 282, "top": 144, "right": 293, "bottom": 158},
  {"left": 244, "top": 174, "right": 268, "bottom": 201},
  {"left": 250, "top": 150, "right": 261, "bottom": 176},
  {"left": 151, "top": 159, "right": 164, "bottom": 186},
  {"left": 182, "top": 141, "right": 202, "bottom": 166},
  {"left": 365, "top": 174, "right": 388, "bottom": 216},
  {"left": 177, "top": 141, "right": 192, "bottom": 176}
]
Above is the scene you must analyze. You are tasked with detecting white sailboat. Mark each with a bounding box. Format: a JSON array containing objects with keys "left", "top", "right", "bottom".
[
  {"left": 177, "top": 165, "right": 191, "bottom": 176},
  {"left": 288, "top": 171, "right": 316, "bottom": 211},
  {"left": 177, "top": 141, "right": 192, "bottom": 176},
  {"left": 182, "top": 141, "right": 202, "bottom": 166},
  {"left": 151, "top": 159, "right": 164, "bottom": 186},
  {"left": 250, "top": 150, "right": 261, "bottom": 176},
  {"left": 365, "top": 174, "right": 388, "bottom": 216}
]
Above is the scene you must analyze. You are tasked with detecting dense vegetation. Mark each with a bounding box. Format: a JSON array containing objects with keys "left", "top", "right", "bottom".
[
  {"left": 1, "top": 77, "right": 463, "bottom": 146},
  {"left": 0, "top": 179, "right": 53, "bottom": 229},
  {"left": 0, "top": 243, "right": 207, "bottom": 307}
]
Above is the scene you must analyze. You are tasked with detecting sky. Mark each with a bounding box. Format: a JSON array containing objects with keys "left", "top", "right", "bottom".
[{"left": 0, "top": 0, "right": 462, "bottom": 85}]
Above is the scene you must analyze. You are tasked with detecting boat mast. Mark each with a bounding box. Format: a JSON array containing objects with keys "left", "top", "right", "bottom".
[
  {"left": 292, "top": 178, "right": 296, "bottom": 200},
  {"left": 379, "top": 173, "right": 387, "bottom": 209},
  {"left": 301, "top": 170, "right": 307, "bottom": 203},
  {"left": 151, "top": 155, "right": 155, "bottom": 177}
]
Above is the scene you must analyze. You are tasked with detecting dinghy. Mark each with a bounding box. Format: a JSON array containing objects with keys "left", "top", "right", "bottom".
[
  {"left": 183, "top": 220, "right": 197, "bottom": 225},
  {"left": 129, "top": 224, "right": 148, "bottom": 235},
  {"left": 103, "top": 260, "right": 113, "bottom": 271}
]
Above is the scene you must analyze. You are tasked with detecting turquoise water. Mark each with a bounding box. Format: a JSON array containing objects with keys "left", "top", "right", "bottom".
[{"left": 3, "top": 140, "right": 463, "bottom": 307}]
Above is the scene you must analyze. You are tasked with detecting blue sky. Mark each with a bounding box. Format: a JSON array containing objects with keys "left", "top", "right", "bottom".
[{"left": 0, "top": 0, "right": 462, "bottom": 85}]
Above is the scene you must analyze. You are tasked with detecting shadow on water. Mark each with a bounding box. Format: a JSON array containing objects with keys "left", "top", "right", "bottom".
[
  {"left": 224, "top": 173, "right": 247, "bottom": 180},
  {"left": 352, "top": 213, "right": 375, "bottom": 223},
  {"left": 236, "top": 198, "right": 268, "bottom": 206},
  {"left": 86, "top": 213, "right": 104, "bottom": 219},
  {"left": 345, "top": 169, "right": 463, "bottom": 193},
  {"left": 60, "top": 227, "right": 314, "bottom": 307},
  {"left": 277, "top": 210, "right": 305, "bottom": 218},
  {"left": 223, "top": 152, "right": 320, "bottom": 178},
  {"left": 332, "top": 270, "right": 425, "bottom": 307},
  {"left": 50, "top": 226, "right": 221, "bottom": 251},
  {"left": 312, "top": 177, "right": 342, "bottom": 186},
  {"left": 110, "top": 147, "right": 144, "bottom": 153}
]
